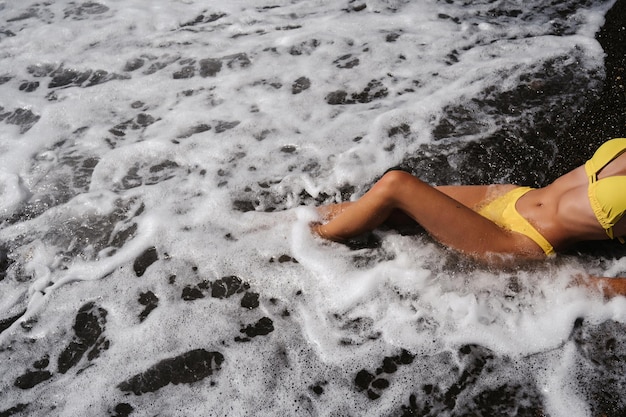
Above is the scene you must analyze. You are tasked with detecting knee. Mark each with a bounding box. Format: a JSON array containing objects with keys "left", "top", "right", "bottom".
[{"left": 373, "top": 170, "right": 418, "bottom": 198}]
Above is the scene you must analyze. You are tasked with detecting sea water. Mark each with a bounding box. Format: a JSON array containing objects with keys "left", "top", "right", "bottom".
[{"left": 0, "top": 0, "right": 625, "bottom": 416}]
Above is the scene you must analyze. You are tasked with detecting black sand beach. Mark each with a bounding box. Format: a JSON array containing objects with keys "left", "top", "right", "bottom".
[{"left": 1, "top": 1, "right": 624, "bottom": 416}]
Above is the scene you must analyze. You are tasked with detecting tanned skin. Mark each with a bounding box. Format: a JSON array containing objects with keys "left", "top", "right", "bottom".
[{"left": 313, "top": 153, "right": 626, "bottom": 297}]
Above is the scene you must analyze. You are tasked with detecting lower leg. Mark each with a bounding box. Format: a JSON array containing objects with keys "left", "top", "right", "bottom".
[
  {"left": 315, "top": 202, "right": 354, "bottom": 222},
  {"left": 312, "top": 173, "right": 406, "bottom": 241},
  {"left": 311, "top": 171, "right": 529, "bottom": 259}
]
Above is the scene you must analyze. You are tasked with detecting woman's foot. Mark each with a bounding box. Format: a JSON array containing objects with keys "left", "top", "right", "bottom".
[
  {"left": 310, "top": 222, "right": 328, "bottom": 239},
  {"left": 310, "top": 221, "right": 344, "bottom": 242}
]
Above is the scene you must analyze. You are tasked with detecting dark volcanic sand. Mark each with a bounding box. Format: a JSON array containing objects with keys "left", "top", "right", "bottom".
[
  {"left": 0, "top": 2, "right": 623, "bottom": 416},
  {"left": 559, "top": 0, "right": 626, "bottom": 168},
  {"left": 391, "top": 0, "right": 624, "bottom": 194}
]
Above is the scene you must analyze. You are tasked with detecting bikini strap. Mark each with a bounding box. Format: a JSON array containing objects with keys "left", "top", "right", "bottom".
[
  {"left": 585, "top": 138, "right": 626, "bottom": 182},
  {"left": 585, "top": 138, "right": 626, "bottom": 243}
]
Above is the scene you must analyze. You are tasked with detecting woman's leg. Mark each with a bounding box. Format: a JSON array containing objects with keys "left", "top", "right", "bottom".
[
  {"left": 316, "top": 202, "right": 354, "bottom": 222},
  {"left": 314, "top": 173, "right": 497, "bottom": 234},
  {"left": 435, "top": 184, "right": 516, "bottom": 210},
  {"left": 317, "top": 182, "right": 512, "bottom": 223},
  {"left": 313, "top": 171, "right": 543, "bottom": 259}
]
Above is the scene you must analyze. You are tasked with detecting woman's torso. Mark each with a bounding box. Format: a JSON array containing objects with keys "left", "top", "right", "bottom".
[{"left": 516, "top": 151, "right": 626, "bottom": 250}]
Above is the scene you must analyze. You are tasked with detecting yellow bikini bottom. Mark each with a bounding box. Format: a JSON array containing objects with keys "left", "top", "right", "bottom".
[{"left": 477, "top": 187, "right": 555, "bottom": 256}]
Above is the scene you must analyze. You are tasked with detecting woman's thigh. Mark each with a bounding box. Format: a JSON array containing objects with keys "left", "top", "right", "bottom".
[
  {"left": 387, "top": 173, "right": 543, "bottom": 258},
  {"left": 435, "top": 184, "right": 517, "bottom": 211}
]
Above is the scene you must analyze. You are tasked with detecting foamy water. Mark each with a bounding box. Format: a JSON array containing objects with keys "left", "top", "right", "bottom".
[{"left": 1, "top": 0, "right": 625, "bottom": 416}]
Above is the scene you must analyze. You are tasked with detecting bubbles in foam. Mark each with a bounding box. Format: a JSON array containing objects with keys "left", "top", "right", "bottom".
[{"left": 0, "top": 0, "right": 623, "bottom": 415}]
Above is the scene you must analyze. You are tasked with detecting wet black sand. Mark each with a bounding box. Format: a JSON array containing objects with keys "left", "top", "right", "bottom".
[
  {"left": 394, "top": 0, "right": 625, "bottom": 190},
  {"left": 1, "top": 2, "right": 624, "bottom": 416},
  {"left": 558, "top": 0, "right": 626, "bottom": 169}
]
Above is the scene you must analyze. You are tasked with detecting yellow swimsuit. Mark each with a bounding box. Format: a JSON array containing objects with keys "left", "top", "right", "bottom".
[
  {"left": 478, "top": 187, "right": 555, "bottom": 256},
  {"left": 585, "top": 138, "right": 626, "bottom": 242},
  {"left": 478, "top": 138, "right": 626, "bottom": 256}
]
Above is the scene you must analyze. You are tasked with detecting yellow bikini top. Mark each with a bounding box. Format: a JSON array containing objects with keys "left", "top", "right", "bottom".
[{"left": 584, "top": 138, "right": 626, "bottom": 242}]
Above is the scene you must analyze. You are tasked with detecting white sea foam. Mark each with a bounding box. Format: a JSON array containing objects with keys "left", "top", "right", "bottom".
[{"left": 0, "top": 0, "right": 623, "bottom": 416}]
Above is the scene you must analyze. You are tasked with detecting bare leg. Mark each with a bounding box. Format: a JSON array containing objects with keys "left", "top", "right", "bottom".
[
  {"left": 316, "top": 203, "right": 415, "bottom": 230},
  {"left": 581, "top": 275, "right": 626, "bottom": 298},
  {"left": 316, "top": 202, "right": 354, "bottom": 222},
  {"left": 317, "top": 183, "right": 512, "bottom": 224},
  {"left": 314, "top": 173, "right": 498, "bottom": 236},
  {"left": 313, "top": 171, "right": 544, "bottom": 260},
  {"left": 436, "top": 184, "right": 516, "bottom": 210}
]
